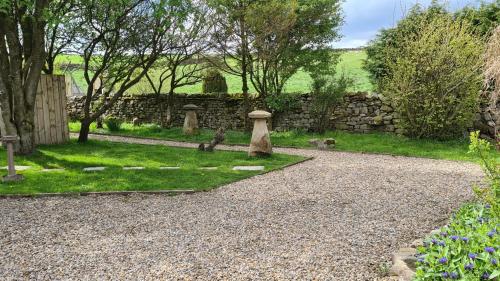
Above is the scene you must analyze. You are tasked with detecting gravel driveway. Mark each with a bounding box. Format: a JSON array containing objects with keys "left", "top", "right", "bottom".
[{"left": 0, "top": 134, "right": 483, "bottom": 280}]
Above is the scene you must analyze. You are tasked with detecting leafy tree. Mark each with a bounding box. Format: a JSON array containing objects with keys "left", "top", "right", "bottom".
[
  {"left": 363, "top": 3, "right": 447, "bottom": 90},
  {"left": 0, "top": 0, "right": 51, "bottom": 154},
  {"left": 382, "top": 15, "right": 483, "bottom": 139},
  {"left": 209, "top": 0, "right": 255, "bottom": 130},
  {"left": 75, "top": 0, "right": 190, "bottom": 142},
  {"left": 247, "top": 0, "right": 343, "bottom": 99},
  {"left": 144, "top": 1, "right": 211, "bottom": 127},
  {"left": 43, "top": 0, "right": 80, "bottom": 74}
]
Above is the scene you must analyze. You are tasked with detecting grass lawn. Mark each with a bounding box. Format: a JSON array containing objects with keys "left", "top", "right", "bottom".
[
  {"left": 56, "top": 50, "right": 373, "bottom": 94},
  {"left": 69, "top": 122, "right": 499, "bottom": 163},
  {"left": 0, "top": 140, "right": 305, "bottom": 196}
]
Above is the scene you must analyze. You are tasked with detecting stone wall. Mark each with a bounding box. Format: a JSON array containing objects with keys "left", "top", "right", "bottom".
[{"left": 67, "top": 92, "right": 498, "bottom": 138}]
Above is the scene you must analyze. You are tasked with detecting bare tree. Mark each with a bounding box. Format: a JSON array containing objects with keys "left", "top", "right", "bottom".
[
  {"left": 144, "top": 2, "right": 212, "bottom": 127},
  {"left": 0, "top": 0, "right": 50, "bottom": 154},
  {"left": 75, "top": 0, "right": 190, "bottom": 142}
]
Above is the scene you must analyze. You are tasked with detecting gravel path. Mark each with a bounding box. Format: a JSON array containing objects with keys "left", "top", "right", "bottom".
[{"left": 0, "top": 134, "right": 483, "bottom": 280}]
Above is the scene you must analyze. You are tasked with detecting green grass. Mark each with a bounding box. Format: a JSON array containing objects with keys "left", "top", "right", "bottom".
[
  {"left": 0, "top": 140, "right": 305, "bottom": 195},
  {"left": 56, "top": 50, "right": 373, "bottom": 94},
  {"left": 69, "top": 122, "right": 500, "bottom": 163}
]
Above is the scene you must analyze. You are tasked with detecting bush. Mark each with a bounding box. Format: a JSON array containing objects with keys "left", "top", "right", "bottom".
[
  {"left": 310, "top": 74, "right": 351, "bottom": 134},
  {"left": 364, "top": 3, "right": 447, "bottom": 89},
  {"left": 104, "top": 117, "right": 123, "bottom": 132},
  {"left": 382, "top": 15, "right": 483, "bottom": 139},
  {"left": 202, "top": 69, "right": 228, "bottom": 94}
]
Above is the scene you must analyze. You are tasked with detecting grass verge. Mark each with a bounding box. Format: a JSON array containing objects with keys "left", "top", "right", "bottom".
[
  {"left": 0, "top": 140, "right": 305, "bottom": 196},
  {"left": 69, "top": 122, "right": 499, "bottom": 163}
]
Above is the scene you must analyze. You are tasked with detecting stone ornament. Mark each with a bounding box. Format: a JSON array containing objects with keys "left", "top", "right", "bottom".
[
  {"left": 2, "top": 135, "right": 24, "bottom": 182},
  {"left": 308, "top": 138, "right": 336, "bottom": 150},
  {"left": 183, "top": 104, "right": 199, "bottom": 135},
  {"left": 248, "top": 110, "right": 272, "bottom": 157}
]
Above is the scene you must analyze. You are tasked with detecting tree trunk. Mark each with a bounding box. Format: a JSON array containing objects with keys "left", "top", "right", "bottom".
[
  {"left": 78, "top": 120, "right": 91, "bottom": 142},
  {"left": 14, "top": 110, "right": 36, "bottom": 155},
  {"left": 165, "top": 90, "right": 174, "bottom": 127}
]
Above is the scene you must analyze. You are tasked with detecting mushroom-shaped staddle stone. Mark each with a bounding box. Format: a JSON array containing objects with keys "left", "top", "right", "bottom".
[
  {"left": 248, "top": 110, "right": 272, "bottom": 157},
  {"left": 183, "top": 104, "right": 200, "bottom": 135}
]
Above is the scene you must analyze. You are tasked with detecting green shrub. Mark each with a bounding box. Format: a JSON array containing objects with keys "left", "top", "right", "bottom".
[
  {"left": 310, "top": 74, "right": 351, "bottom": 134},
  {"left": 364, "top": 3, "right": 447, "bottom": 90},
  {"left": 264, "top": 92, "right": 301, "bottom": 113},
  {"left": 469, "top": 131, "right": 500, "bottom": 214},
  {"left": 104, "top": 117, "right": 123, "bottom": 132},
  {"left": 202, "top": 69, "right": 228, "bottom": 94},
  {"left": 382, "top": 15, "right": 483, "bottom": 139}
]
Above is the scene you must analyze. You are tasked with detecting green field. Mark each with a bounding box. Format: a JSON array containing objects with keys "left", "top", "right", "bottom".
[
  {"left": 0, "top": 140, "right": 304, "bottom": 195},
  {"left": 56, "top": 50, "right": 373, "bottom": 95},
  {"left": 69, "top": 122, "right": 499, "bottom": 163}
]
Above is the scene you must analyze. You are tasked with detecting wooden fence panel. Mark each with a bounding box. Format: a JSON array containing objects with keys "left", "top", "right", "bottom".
[{"left": 34, "top": 75, "right": 70, "bottom": 145}]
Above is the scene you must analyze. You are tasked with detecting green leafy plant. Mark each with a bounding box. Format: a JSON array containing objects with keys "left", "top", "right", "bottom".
[
  {"left": 104, "top": 117, "right": 123, "bottom": 132},
  {"left": 264, "top": 92, "right": 301, "bottom": 113},
  {"left": 415, "top": 132, "right": 499, "bottom": 280},
  {"left": 415, "top": 204, "right": 499, "bottom": 280},
  {"left": 469, "top": 131, "right": 500, "bottom": 214},
  {"left": 382, "top": 15, "right": 483, "bottom": 139},
  {"left": 310, "top": 74, "right": 352, "bottom": 134},
  {"left": 202, "top": 69, "right": 228, "bottom": 94}
]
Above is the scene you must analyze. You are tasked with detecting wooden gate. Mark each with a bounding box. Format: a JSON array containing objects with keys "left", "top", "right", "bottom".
[{"left": 34, "top": 74, "right": 70, "bottom": 145}]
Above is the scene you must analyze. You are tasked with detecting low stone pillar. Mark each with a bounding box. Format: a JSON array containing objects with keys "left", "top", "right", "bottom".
[
  {"left": 248, "top": 110, "right": 272, "bottom": 157},
  {"left": 2, "top": 135, "right": 24, "bottom": 182},
  {"left": 183, "top": 104, "right": 199, "bottom": 135}
]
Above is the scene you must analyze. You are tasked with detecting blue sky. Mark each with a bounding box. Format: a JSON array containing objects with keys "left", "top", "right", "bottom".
[{"left": 334, "top": 0, "right": 495, "bottom": 48}]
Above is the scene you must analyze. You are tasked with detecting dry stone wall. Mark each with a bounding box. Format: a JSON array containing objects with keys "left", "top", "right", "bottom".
[{"left": 67, "top": 92, "right": 498, "bottom": 138}]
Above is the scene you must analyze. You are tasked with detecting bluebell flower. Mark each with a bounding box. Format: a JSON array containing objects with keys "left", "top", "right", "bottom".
[
  {"left": 442, "top": 272, "right": 449, "bottom": 278},
  {"left": 481, "top": 272, "right": 490, "bottom": 280},
  {"left": 468, "top": 253, "right": 477, "bottom": 259},
  {"left": 440, "top": 232, "right": 448, "bottom": 237},
  {"left": 465, "top": 263, "right": 474, "bottom": 271},
  {"left": 439, "top": 257, "right": 448, "bottom": 264},
  {"left": 450, "top": 272, "right": 459, "bottom": 279},
  {"left": 488, "top": 229, "right": 496, "bottom": 238},
  {"left": 450, "top": 235, "right": 459, "bottom": 241},
  {"left": 431, "top": 239, "right": 438, "bottom": 245},
  {"left": 438, "top": 241, "right": 446, "bottom": 247},
  {"left": 462, "top": 237, "right": 469, "bottom": 243},
  {"left": 491, "top": 258, "right": 498, "bottom": 265},
  {"left": 485, "top": 204, "right": 491, "bottom": 209},
  {"left": 485, "top": 247, "right": 495, "bottom": 254}
]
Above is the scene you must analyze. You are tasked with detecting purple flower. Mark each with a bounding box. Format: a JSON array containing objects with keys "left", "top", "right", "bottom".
[
  {"left": 438, "top": 241, "right": 446, "bottom": 247},
  {"left": 485, "top": 204, "right": 491, "bottom": 209},
  {"left": 481, "top": 272, "right": 490, "bottom": 280},
  {"left": 431, "top": 239, "right": 438, "bottom": 245},
  {"left": 450, "top": 235, "right": 459, "bottom": 241},
  {"left": 440, "top": 232, "right": 448, "bottom": 237},
  {"left": 417, "top": 257, "right": 425, "bottom": 263},
  {"left": 485, "top": 247, "right": 495, "bottom": 254},
  {"left": 442, "top": 272, "right": 449, "bottom": 278},
  {"left": 488, "top": 230, "right": 496, "bottom": 238},
  {"left": 469, "top": 253, "right": 477, "bottom": 259},
  {"left": 462, "top": 237, "right": 469, "bottom": 243},
  {"left": 450, "top": 272, "right": 459, "bottom": 279},
  {"left": 491, "top": 258, "right": 498, "bottom": 265},
  {"left": 465, "top": 263, "right": 474, "bottom": 271},
  {"left": 439, "top": 257, "right": 448, "bottom": 264}
]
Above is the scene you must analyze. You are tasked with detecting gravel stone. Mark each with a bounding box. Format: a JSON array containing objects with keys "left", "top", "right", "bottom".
[{"left": 0, "top": 134, "right": 483, "bottom": 280}]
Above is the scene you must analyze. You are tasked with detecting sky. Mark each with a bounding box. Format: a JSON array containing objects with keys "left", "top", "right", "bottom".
[{"left": 334, "top": 0, "right": 495, "bottom": 48}]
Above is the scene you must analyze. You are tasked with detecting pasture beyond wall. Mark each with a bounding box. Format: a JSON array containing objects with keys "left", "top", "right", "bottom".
[{"left": 67, "top": 92, "right": 498, "bottom": 138}]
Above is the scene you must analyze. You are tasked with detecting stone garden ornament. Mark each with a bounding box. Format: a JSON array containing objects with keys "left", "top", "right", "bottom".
[
  {"left": 248, "top": 110, "right": 272, "bottom": 157},
  {"left": 2, "top": 135, "right": 24, "bottom": 182},
  {"left": 183, "top": 104, "right": 199, "bottom": 135}
]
